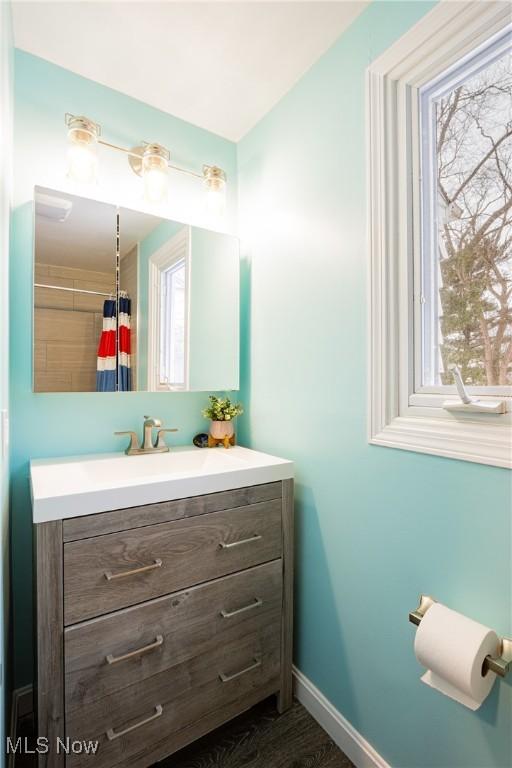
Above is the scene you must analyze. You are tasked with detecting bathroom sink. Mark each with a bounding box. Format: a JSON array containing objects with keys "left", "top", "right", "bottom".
[{"left": 30, "top": 445, "right": 293, "bottom": 523}]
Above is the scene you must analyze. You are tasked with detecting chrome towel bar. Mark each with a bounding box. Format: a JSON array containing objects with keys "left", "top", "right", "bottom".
[{"left": 409, "top": 595, "right": 512, "bottom": 679}]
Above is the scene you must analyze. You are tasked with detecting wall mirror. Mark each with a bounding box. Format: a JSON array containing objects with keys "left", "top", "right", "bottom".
[{"left": 33, "top": 186, "right": 240, "bottom": 393}]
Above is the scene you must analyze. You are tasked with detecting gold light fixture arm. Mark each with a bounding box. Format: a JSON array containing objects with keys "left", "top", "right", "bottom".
[{"left": 168, "top": 162, "right": 204, "bottom": 180}]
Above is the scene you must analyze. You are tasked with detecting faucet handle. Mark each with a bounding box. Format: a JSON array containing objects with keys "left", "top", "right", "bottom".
[
  {"left": 114, "top": 430, "right": 140, "bottom": 455},
  {"left": 155, "top": 428, "right": 178, "bottom": 449}
]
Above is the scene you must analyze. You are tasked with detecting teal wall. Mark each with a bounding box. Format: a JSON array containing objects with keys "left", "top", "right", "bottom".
[
  {"left": 237, "top": 3, "right": 512, "bottom": 768},
  {"left": 10, "top": 51, "right": 237, "bottom": 687}
]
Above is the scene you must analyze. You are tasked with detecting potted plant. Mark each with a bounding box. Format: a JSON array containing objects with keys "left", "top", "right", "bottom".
[{"left": 202, "top": 395, "right": 243, "bottom": 448}]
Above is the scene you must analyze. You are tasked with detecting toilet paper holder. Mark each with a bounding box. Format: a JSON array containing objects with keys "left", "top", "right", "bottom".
[{"left": 409, "top": 595, "right": 512, "bottom": 678}]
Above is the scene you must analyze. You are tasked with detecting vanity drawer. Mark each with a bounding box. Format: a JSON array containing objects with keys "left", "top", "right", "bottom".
[
  {"left": 66, "top": 624, "right": 281, "bottom": 768},
  {"left": 65, "top": 560, "right": 283, "bottom": 710},
  {"left": 64, "top": 499, "right": 282, "bottom": 624},
  {"left": 63, "top": 482, "right": 283, "bottom": 541}
]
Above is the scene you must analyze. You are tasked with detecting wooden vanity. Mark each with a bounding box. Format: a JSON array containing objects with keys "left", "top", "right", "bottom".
[{"left": 34, "top": 474, "right": 293, "bottom": 768}]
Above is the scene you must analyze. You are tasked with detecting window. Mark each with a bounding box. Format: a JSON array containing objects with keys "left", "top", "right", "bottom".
[
  {"left": 159, "top": 258, "right": 186, "bottom": 387},
  {"left": 148, "top": 226, "right": 189, "bottom": 391},
  {"left": 419, "top": 34, "right": 512, "bottom": 395},
  {"left": 368, "top": 3, "right": 511, "bottom": 467}
]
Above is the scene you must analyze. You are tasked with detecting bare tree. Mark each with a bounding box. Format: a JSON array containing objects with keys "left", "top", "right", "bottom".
[{"left": 436, "top": 53, "right": 512, "bottom": 385}]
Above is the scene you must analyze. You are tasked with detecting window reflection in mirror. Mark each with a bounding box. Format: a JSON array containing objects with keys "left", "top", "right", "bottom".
[{"left": 160, "top": 256, "right": 186, "bottom": 388}]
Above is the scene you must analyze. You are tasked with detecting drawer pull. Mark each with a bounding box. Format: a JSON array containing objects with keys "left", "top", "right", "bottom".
[
  {"left": 219, "top": 657, "right": 261, "bottom": 682},
  {"left": 104, "top": 558, "right": 162, "bottom": 581},
  {"left": 106, "top": 635, "right": 164, "bottom": 665},
  {"left": 220, "top": 598, "right": 263, "bottom": 618},
  {"left": 219, "top": 534, "right": 262, "bottom": 550},
  {"left": 106, "top": 704, "right": 163, "bottom": 741}
]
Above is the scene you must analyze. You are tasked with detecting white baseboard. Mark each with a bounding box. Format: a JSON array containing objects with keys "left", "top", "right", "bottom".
[{"left": 293, "top": 666, "right": 390, "bottom": 768}]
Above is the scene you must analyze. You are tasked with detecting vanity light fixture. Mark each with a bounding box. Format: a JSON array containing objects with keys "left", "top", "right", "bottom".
[{"left": 65, "top": 114, "right": 227, "bottom": 208}]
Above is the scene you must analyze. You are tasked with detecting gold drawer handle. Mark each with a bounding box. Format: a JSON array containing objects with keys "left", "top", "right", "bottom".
[
  {"left": 219, "top": 534, "right": 262, "bottom": 550},
  {"left": 104, "top": 558, "right": 162, "bottom": 581},
  {"left": 106, "top": 704, "right": 163, "bottom": 741},
  {"left": 106, "top": 635, "right": 164, "bottom": 665},
  {"left": 219, "top": 657, "right": 261, "bottom": 682},
  {"left": 220, "top": 598, "right": 263, "bottom": 618}
]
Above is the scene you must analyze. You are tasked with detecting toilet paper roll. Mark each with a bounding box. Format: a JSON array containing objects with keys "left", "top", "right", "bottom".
[{"left": 414, "top": 602, "right": 499, "bottom": 710}]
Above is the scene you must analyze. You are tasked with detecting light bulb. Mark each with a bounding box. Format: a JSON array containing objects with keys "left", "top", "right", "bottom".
[
  {"left": 204, "top": 165, "right": 227, "bottom": 218},
  {"left": 143, "top": 165, "right": 168, "bottom": 203},
  {"left": 67, "top": 141, "right": 98, "bottom": 184},
  {"left": 142, "top": 144, "right": 169, "bottom": 204},
  {"left": 66, "top": 116, "right": 99, "bottom": 184},
  {"left": 207, "top": 185, "right": 226, "bottom": 217}
]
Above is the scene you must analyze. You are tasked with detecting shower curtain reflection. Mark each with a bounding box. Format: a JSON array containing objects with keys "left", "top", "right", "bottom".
[
  {"left": 96, "top": 299, "right": 116, "bottom": 392},
  {"left": 95, "top": 296, "right": 132, "bottom": 392},
  {"left": 118, "top": 295, "right": 132, "bottom": 392}
]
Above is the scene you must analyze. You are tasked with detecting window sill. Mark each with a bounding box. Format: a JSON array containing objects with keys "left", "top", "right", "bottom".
[
  {"left": 409, "top": 392, "right": 511, "bottom": 413},
  {"left": 370, "top": 412, "right": 511, "bottom": 469}
]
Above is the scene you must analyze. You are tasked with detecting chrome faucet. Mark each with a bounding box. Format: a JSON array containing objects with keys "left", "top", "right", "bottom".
[{"left": 115, "top": 416, "right": 178, "bottom": 455}]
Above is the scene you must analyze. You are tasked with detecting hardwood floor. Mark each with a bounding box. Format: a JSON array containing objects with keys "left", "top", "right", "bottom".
[
  {"left": 14, "top": 697, "right": 354, "bottom": 768},
  {"left": 155, "top": 698, "right": 354, "bottom": 768}
]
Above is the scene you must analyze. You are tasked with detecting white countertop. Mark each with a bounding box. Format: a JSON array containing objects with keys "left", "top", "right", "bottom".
[{"left": 30, "top": 445, "right": 294, "bottom": 523}]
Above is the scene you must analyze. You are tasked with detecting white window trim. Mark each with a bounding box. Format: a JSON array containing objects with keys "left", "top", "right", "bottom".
[
  {"left": 148, "top": 226, "right": 191, "bottom": 392},
  {"left": 367, "top": 0, "right": 512, "bottom": 469}
]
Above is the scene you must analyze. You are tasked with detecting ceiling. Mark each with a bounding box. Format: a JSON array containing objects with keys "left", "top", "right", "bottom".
[
  {"left": 12, "top": 1, "right": 368, "bottom": 141},
  {"left": 35, "top": 186, "right": 166, "bottom": 270}
]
